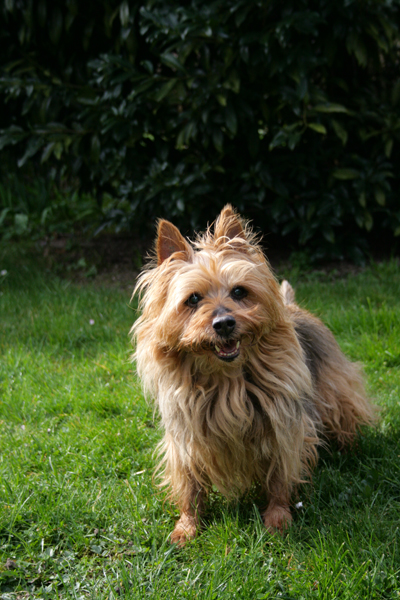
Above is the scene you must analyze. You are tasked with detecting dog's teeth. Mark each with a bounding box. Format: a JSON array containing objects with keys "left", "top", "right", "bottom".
[
  {"left": 236, "top": 341, "right": 240, "bottom": 349},
  {"left": 215, "top": 345, "right": 220, "bottom": 352}
]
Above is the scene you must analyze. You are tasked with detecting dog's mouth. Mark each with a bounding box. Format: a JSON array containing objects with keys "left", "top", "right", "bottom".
[{"left": 213, "top": 339, "right": 241, "bottom": 362}]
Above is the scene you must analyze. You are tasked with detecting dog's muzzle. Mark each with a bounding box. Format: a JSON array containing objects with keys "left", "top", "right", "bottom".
[{"left": 212, "top": 315, "right": 241, "bottom": 361}]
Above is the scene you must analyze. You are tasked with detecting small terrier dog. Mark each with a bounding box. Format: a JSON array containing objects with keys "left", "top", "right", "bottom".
[{"left": 131, "top": 205, "right": 374, "bottom": 546}]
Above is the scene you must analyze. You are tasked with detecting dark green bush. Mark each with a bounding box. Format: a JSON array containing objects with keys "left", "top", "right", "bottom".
[
  {"left": 1, "top": 0, "right": 400, "bottom": 258},
  {"left": 0, "top": 172, "right": 102, "bottom": 240}
]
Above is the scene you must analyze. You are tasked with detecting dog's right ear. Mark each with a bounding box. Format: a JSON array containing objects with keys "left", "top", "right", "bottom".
[
  {"left": 156, "top": 220, "right": 191, "bottom": 265},
  {"left": 214, "top": 204, "right": 246, "bottom": 242}
]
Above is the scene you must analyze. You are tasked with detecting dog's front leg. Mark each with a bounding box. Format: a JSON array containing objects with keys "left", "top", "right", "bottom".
[
  {"left": 260, "top": 476, "right": 292, "bottom": 534},
  {"left": 170, "top": 479, "right": 204, "bottom": 547}
]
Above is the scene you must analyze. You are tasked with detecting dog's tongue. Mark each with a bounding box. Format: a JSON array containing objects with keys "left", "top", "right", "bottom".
[{"left": 214, "top": 340, "right": 240, "bottom": 358}]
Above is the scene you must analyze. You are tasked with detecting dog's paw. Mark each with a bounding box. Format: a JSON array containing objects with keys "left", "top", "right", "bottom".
[
  {"left": 261, "top": 504, "right": 292, "bottom": 534},
  {"left": 170, "top": 514, "right": 197, "bottom": 547}
]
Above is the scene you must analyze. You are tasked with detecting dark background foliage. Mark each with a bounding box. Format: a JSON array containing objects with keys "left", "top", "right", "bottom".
[{"left": 1, "top": 0, "right": 400, "bottom": 259}]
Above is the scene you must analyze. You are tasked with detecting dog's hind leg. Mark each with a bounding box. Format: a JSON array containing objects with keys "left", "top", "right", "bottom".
[{"left": 260, "top": 476, "right": 292, "bottom": 534}]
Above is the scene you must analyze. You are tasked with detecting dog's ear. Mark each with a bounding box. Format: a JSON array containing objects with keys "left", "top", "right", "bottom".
[
  {"left": 214, "top": 204, "right": 246, "bottom": 241},
  {"left": 156, "top": 220, "right": 191, "bottom": 265}
]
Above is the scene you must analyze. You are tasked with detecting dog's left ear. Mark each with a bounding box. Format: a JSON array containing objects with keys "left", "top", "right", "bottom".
[
  {"left": 214, "top": 204, "right": 246, "bottom": 241},
  {"left": 156, "top": 219, "right": 191, "bottom": 265}
]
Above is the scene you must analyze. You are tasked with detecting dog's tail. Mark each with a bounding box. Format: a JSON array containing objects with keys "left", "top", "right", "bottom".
[{"left": 280, "top": 280, "right": 296, "bottom": 305}]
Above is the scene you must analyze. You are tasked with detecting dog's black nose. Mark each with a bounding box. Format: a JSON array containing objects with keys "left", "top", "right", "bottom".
[{"left": 212, "top": 315, "right": 236, "bottom": 338}]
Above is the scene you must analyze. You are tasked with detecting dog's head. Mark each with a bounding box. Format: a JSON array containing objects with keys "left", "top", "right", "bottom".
[{"left": 135, "top": 205, "right": 284, "bottom": 371}]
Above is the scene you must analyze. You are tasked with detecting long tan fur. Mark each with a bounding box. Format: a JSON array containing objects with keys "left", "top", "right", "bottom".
[{"left": 131, "top": 205, "right": 375, "bottom": 545}]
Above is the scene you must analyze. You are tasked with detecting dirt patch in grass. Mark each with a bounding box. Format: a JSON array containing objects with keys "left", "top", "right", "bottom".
[
  {"left": 39, "top": 233, "right": 148, "bottom": 291},
  {"left": 4, "top": 232, "right": 387, "bottom": 292}
]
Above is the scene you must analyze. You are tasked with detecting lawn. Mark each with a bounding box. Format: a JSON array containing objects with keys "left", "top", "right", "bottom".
[{"left": 0, "top": 246, "right": 399, "bottom": 599}]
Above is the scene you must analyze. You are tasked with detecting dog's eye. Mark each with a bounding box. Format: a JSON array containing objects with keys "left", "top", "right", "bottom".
[
  {"left": 231, "top": 286, "right": 247, "bottom": 301},
  {"left": 186, "top": 293, "right": 202, "bottom": 308}
]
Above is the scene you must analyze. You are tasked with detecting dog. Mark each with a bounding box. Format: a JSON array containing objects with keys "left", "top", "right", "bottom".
[{"left": 131, "top": 205, "right": 375, "bottom": 546}]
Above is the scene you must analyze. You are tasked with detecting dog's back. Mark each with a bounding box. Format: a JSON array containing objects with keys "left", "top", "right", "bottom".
[{"left": 280, "top": 280, "right": 375, "bottom": 445}]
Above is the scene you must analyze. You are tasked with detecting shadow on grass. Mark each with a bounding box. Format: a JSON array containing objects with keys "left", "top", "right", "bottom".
[{"left": 191, "top": 424, "right": 399, "bottom": 547}]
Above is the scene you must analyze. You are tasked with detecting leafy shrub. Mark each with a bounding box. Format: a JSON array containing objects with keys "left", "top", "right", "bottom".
[
  {"left": 1, "top": 0, "right": 400, "bottom": 258},
  {"left": 0, "top": 173, "right": 103, "bottom": 240}
]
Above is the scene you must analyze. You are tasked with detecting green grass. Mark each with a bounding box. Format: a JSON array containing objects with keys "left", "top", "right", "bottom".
[{"left": 0, "top": 247, "right": 400, "bottom": 599}]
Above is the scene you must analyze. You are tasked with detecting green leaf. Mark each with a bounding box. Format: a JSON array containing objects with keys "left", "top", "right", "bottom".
[
  {"left": 176, "top": 121, "right": 197, "bottom": 148},
  {"left": 354, "top": 40, "right": 368, "bottom": 67},
  {"left": 269, "top": 130, "right": 287, "bottom": 150},
  {"left": 288, "top": 131, "right": 302, "bottom": 150},
  {"left": 18, "top": 137, "right": 43, "bottom": 167},
  {"left": 141, "top": 60, "right": 154, "bottom": 75},
  {"left": 212, "top": 129, "right": 223, "bottom": 153},
  {"left": 323, "top": 227, "right": 335, "bottom": 244},
  {"left": 223, "top": 70, "right": 240, "bottom": 94},
  {"left": 65, "top": 10, "right": 75, "bottom": 31},
  {"left": 38, "top": 0, "right": 47, "bottom": 27},
  {"left": 216, "top": 94, "right": 227, "bottom": 107},
  {"left": 160, "top": 53, "right": 186, "bottom": 74},
  {"left": 18, "top": 23, "right": 26, "bottom": 44},
  {"left": 0, "top": 208, "right": 10, "bottom": 227},
  {"left": 235, "top": 5, "right": 250, "bottom": 28},
  {"left": 130, "top": 79, "right": 154, "bottom": 97},
  {"left": 308, "top": 123, "right": 327, "bottom": 135},
  {"left": 332, "top": 120, "right": 348, "bottom": 146},
  {"left": 153, "top": 79, "right": 177, "bottom": 102},
  {"left": 298, "top": 77, "right": 308, "bottom": 100},
  {"left": 0, "top": 126, "right": 25, "bottom": 151},
  {"left": 314, "top": 103, "right": 349, "bottom": 114},
  {"left": 201, "top": 26, "right": 212, "bottom": 37},
  {"left": 307, "top": 203, "right": 316, "bottom": 221},
  {"left": 358, "top": 192, "right": 366, "bottom": 208},
  {"left": 347, "top": 32, "right": 368, "bottom": 67},
  {"left": 355, "top": 213, "right": 364, "bottom": 229},
  {"left": 378, "top": 15, "right": 395, "bottom": 44},
  {"left": 41, "top": 142, "right": 55, "bottom": 163},
  {"left": 53, "top": 142, "right": 63, "bottom": 160},
  {"left": 332, "top": 168, "right": 360, "bottom": 180},
  {"left": 225, "top": 105, "right": 237, "bottom": 136},
  {"left": 374, "top": 188, "right": 385, "bottom": 206},
  {"left": 120, "top": 1, "right": 129, "bottom": 27},
  {"left": 364, "top": 211, "right": 373, "bottom": 231},
  {"left": 49, "top": 7, "right": 63, "bottom": 45},
  {"left": 391, "top": 79, "right": 400, "bottom": 106},
  {"left": 91, "top": 135, "right": 100, "bottom": 163},
  {"left": 385, "top": 138, "right": 393, "bottom": 158},
  {"left": 14, "top": 213, "right": 29, "bottom": 234}
]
